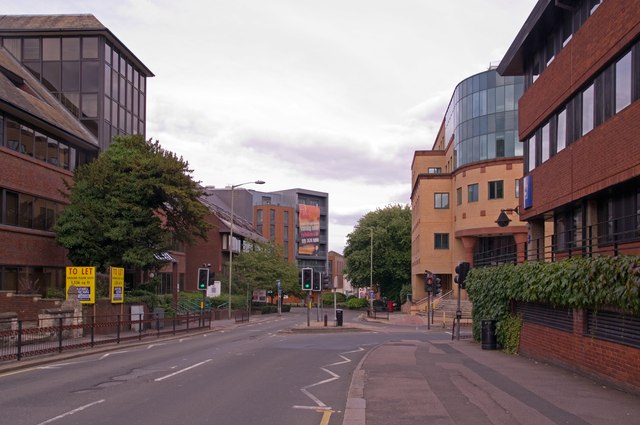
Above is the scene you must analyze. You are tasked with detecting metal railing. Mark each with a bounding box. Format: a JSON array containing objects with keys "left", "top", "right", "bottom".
[
  {"left": 0, "top": 311, "right": 212, "bottom": 362},
  {"left": 474, "top": 213, "right": 640, "bottom": 267}
]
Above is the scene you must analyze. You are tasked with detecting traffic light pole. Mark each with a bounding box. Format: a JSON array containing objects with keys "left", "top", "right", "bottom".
[
  {"left": 427, "top": 291, "right": 431, "bottom": 330},
  {"left": 456, "top": 283, "right": 461, "bottom": 341},
  {"left": 306, "top": 292, "right": 311, "bottom": 327}
]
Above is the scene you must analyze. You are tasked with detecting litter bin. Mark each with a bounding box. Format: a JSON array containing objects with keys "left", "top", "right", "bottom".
[
  {"left": 481, "top": 319, "right": 497, "bottom": 350},
  {"left": 336, "top": 309, "right": 343, "bottom": 327}
]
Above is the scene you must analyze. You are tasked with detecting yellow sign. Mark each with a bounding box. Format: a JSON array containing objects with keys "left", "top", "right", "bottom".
[
  {"left": 111, "top": 267, "right": 125, "bottom": 304},
  {"left": 65, "top": 266, "right": 96, "bottom": 304}
]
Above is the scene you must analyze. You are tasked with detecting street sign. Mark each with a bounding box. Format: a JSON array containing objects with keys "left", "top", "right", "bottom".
[
  {"left": 111, "top": 266, "right": 124, "bottom": 304},
  {"left": 65, "top": 266, "right": 96, "bottom": 304}
]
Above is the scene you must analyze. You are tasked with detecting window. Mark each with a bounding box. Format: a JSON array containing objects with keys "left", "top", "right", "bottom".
[
  {"left": 527, "top": 137, "right": 536, "bottom": 172},
  {"left": 488, "top": 181, "right": 504, "bottom": 200},
  {"left": 434, "top": 193, "right": 449, "bottom": 209},
  {"left": 615, "top": 51, "right": 632, "bottom": 113},
  {"left": 515, "top": 179, "right": 520, "bottom": 198},
  {"left": 582, "top": 84, "right": 594, "bottom": 136},
  {"left": 468, "top": 184, "right": 479, "bottom": 202},
  {"left": 541, "top": 121, "right": 550, "bottom": 162},
  {"left": 427, "top": 167, "right": 441, "bottom": 174},
  {"left": 457, "top": 187, "right": 462, "bottom": 206},
  {"left": 434, "top": 233, "right": 449, "bottom": 250},
  {"left": 556, "top": 108, "right": 566, "bottom": 153}
]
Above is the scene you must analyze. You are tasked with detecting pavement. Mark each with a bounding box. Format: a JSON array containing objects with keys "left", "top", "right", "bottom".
[
  {"left": 341, "top": 312, "right": 640, "bottom": 425},
  {"left": 2, "top": 311, "right": 640, "bottom": 425}
]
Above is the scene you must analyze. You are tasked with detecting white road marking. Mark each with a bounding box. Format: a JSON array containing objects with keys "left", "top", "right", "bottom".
[
  {"left": 36, "top": 362, "right": 80, "bottom": 369},
  {"left": 99, "top": 351, "right": 129, "bottom": 360},
  {"left": 154, "top": 359, "right": 212, "bottom": 382},
  {"left": 36, "top": 399, "right": 105, "bottom": 425}
]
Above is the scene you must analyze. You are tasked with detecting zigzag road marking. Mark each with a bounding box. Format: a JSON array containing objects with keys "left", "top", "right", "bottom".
[{"left": 293, "top": 346, "right": 365, "bottom": 413}]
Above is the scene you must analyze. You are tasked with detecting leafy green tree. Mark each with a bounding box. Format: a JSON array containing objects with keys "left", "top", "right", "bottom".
[
  {"left": 55, "top": 135, "right": 210, "bottom": 272},
  {"left": 344, "top": 204, "right": 411, "bottom": 302},
  {"left": 232, "top": 241, "right": 301, "bottom": 298}
]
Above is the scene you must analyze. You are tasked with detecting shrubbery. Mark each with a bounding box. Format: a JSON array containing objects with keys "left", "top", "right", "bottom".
[{"left": 346, "top": 297, "right": 369, "bottom": 309}]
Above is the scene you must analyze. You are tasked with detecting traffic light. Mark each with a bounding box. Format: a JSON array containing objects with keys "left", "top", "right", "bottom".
[
  {"left": 424, "top": 273, "right": 433, "bottom": 293},
  {"left": 455, "top": 262, "right": 470, "bottom": 289},
  {"left": 322, "top": 272, "right": 330, "bottom": 289},
  {"left": 312, "top": 271, "right": 321, "bottom": 291},
  {"left": 301, "top": 268, "right": 313, "bottom": 291},
  {"left": 433, "top": 276, "right": 442, "bottom": 296},
  {"left": 197, "top": 268, "right": 209, "bottom": 291}
]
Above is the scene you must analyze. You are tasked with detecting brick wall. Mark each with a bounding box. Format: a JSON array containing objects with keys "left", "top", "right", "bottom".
[
  {"left": 0, "top": 292, "right": 62, "bottom": 320},
  {"left": 519, "top": 310, "right": 640, "bottom": 394}
]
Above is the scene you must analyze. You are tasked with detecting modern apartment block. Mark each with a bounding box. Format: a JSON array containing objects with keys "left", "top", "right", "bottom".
[
  {"left": 499, "top": 0, "right": 640, "bottom": 258},
  {"left": 253, "top": 188, "right": 329, "bottom": 274},
  {"left": 411, "top": 69, "right": 526, "bottom": 305},
  {"left": 0, "top": 15, "right": 152, "bottom": 298}
]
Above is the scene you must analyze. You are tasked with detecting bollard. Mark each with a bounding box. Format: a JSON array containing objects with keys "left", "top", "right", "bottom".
[{"left": 324, "top": 314, "right": 328, "bottom": 327}]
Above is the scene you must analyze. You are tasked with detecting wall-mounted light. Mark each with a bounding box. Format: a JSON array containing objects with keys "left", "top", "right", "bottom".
[{"left": 495, "top": 206, "right": 519, "bottom": 228}]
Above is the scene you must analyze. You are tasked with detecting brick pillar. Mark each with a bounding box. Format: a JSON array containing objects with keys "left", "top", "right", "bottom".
[{"left": 513, "top": 232, "right": 528, "bottom": 265}]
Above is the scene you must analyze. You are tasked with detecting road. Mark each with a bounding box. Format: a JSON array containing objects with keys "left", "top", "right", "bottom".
[{"left": 0, "top": 308, "right": 447, "bottom": 425}]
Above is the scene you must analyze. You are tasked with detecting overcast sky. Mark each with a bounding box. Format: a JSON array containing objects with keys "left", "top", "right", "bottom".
[{"left": 7, "top": 0, "right": 537, "bottom": 254}]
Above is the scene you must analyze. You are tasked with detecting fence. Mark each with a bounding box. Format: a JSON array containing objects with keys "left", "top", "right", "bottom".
[
  {"left": 0, "top": 311, "right": 212, "bottom": 362},
  {"left": 474, "top": 212, "right": 640, "bottom": 267}
]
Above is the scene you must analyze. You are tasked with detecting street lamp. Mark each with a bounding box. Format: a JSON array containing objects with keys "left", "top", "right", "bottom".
[
  {"left": 228, "top": 180, "right": 265, "bottom": 320},
  {"left": 369, "top": 227, "right": 374, "bottom": 313}
]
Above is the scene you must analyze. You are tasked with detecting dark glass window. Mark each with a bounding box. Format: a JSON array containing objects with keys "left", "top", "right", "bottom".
[
  {"left": 488, "top": 180, "right": 504, "bottom": 200},
  {"left": 582, "top": 84, "right": 595, "bottom": 135},
  {"left": 42, "top": 62, "right": 62, "bottom": 91},
  {"left": 457, "top": 187, "right": 462, "bottom": 205},
  {"left": 5, "top": 191, "right": 19, "bottom": 225},
  {"left": 557, "top": 108, "right": 567, "bottom": 153},
  {"left": 61, "top": 93, "right": 80, "bottom": 117},
  {"left": 62, "top": 38, "right": 80, "bottom": 60},
  {"left": 61, "top": 61, "right": 80, "bottom": 91},
  {"left": 468, "top": 183, "right": 479, "bottom": 202},
  {"left": 23, "top": 38, "right": 40, "bottom": 60},
  {"left": 34, "top": 132, "right": 47, "bottom": 161},
  {"left": 434, "top": 193, "right": 449, "bottom": 209},
  {"left": 81, "top": 94, "right": 98, "bottom": 118},
  {"left": 616, "top": 51, "right": 632, "bottom": 113},
  {"left": 81, "top": 61, "right": 99, "bottom": 92},
  {"left": 3, "top": 38, "right": 21, "bottom": 60},
  {"left": 541, "top": 121, "right": 550, "bottom": 162},
  {"left": 42, "top": 38, "right": 60, "bottom": 61},
  {"left": 19, "top": 193, "right": 33, "bottom": 228},
  {"left": 434, "top": 233, "right": 449, "bottom": 250},
  {"left": 82, "top": 37, "right": 98, "bottom": 59}
]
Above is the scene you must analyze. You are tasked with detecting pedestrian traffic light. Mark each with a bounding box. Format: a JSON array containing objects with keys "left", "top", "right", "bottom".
[
  {"left": 197, "top": 268, "right": 209, "bottom": 291},
  {"left": 424, "top": 272, "right": 433, "bottom": 293},
  {"left": 301, "top": 268, "right": 313, "bottom": 291},
  {"left": 433, "top": 276, "right": 442, "bottom": 296},
  {"left": 455, "top": 262, "right": 470, "bottom": 289},
  {"left": 312, "top": 271, "right": 321, "bottom": 291}
]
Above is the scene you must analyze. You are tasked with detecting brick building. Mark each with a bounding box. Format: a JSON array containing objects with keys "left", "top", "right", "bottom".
[
  {"left": 411, "top": 68, "right": 526, "bottom": 309},
  {"left": 498, "top": 0, "right": 640, "bottom": 392}
]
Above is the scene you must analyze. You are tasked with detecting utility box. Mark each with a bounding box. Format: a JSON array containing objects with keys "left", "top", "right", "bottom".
[{"left": 336, "top": 309, "right": 343, "bottom": 327}]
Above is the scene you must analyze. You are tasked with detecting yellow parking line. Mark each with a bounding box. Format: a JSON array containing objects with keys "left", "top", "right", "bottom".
[{"left": 319, "top": 409, "right": 332, "bottom": 425}]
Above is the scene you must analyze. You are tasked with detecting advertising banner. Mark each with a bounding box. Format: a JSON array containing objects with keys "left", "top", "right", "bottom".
[
  {"left": 298, "top": 204, "right": 320, "bottom": 255},
  {"left": 111, "top": 267, "right": 125, "bottom": 304},
  {"left": 65, "top": 266, "right": 96, "bottom": 304}
]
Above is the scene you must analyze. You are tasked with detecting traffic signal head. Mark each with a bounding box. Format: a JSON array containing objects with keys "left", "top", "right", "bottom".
[
  {"left": 322, "top": 273, "right": 330, "bottom": 289},
  {"left": 433, "top": 276, "right": 442, "bottom": 296},
  {"left": 197, "top": 268, "right": 210, "bottom": 290},
  {"left": 301, "top": 268, "right": 313, "bottom": 291},
  {"left": 424, "top": 273, "right": 433, "bottom": 292},
  {"left": 455, "top": 262, "right": 470, "bottom": 289},
  {"left": 312, "top": 271, "right": 321, "bottom": 291}
]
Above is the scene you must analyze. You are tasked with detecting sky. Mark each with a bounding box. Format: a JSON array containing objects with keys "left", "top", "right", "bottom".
[{"left": 6, "top": 0, "right": 537, "bottom": 254}]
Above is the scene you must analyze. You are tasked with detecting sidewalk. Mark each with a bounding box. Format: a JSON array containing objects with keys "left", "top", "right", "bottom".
[{"left": 343, "top": 326, "right": 640, "bottom": 425}]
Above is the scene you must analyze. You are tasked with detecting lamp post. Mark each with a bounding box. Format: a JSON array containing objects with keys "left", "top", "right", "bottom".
[
  {"left": 369, "top": 227, "right": 374, "bottom": 313},
  {"left": 228, "top": 180, "right": 265, "bottom": 320}
]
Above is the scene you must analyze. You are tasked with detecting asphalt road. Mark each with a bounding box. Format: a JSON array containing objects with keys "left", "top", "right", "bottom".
[{"left": 0, "top": 308, "right": 448, "bottom": 425}]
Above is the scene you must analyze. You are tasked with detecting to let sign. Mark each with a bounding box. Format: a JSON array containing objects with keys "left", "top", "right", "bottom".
[
  {"left": 111, "top": 267, "right": 125, "bottom": 304},
  {"left": 65, "top": 266, "right": 96, "bottom": 305}
]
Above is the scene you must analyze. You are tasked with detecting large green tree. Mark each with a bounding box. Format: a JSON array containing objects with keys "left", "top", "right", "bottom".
[
  {"left": 55, "top": 135, "right": 210, "bottom": 272},
  {"left": 343, "top": 204, "right": 411, "bottom": 301},
  {"left": 231, "top": 241, "right": 301, "bottom": 298}
]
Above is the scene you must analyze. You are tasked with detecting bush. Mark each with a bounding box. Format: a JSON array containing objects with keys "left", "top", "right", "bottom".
[
  {"left": 322, "top": 292, "right": 347, "bottom": 304},
  {"left": 346, "top": 297, "right": 369, "bottom": 309}
]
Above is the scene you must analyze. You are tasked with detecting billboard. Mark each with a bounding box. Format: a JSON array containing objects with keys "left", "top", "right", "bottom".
[
  {"left": 111, "top": 267, "right": 125, "bottom": 304},
  {"left": 298, "top": 204, "right": 320, "bottom": 255}
]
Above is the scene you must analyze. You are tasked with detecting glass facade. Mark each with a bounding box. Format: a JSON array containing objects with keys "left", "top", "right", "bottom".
[
  {"left": 444, "top": 70, "right": 524, "bottom": 169},
  {"left": 0, "top": 35, "right": 147, "bottom": 151}
]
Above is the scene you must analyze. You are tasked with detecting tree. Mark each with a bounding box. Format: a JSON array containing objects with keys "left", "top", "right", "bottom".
[
  {"left": 55, "top": 135, "right": 210, "bottom": 272},
  {"left": 231, "top": 241, "right": 301, "bottom": 298},
  {"left": 343, "top": 204, "right": 411, "bottom": 302}
]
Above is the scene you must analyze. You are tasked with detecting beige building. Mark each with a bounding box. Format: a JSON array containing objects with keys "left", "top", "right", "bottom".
[{"left": 410, "top": 69, "right": 528, "bottom": 308}]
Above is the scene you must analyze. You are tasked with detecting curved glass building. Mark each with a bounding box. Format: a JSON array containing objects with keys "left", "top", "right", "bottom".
[{"left": 444, "top": 70, "right": 524, "bottom": 169}]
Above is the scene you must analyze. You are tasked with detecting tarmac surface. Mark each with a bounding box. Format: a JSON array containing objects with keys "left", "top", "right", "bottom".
[{"left": 2, "top": 311, "right": 639, "bottom": 425}]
